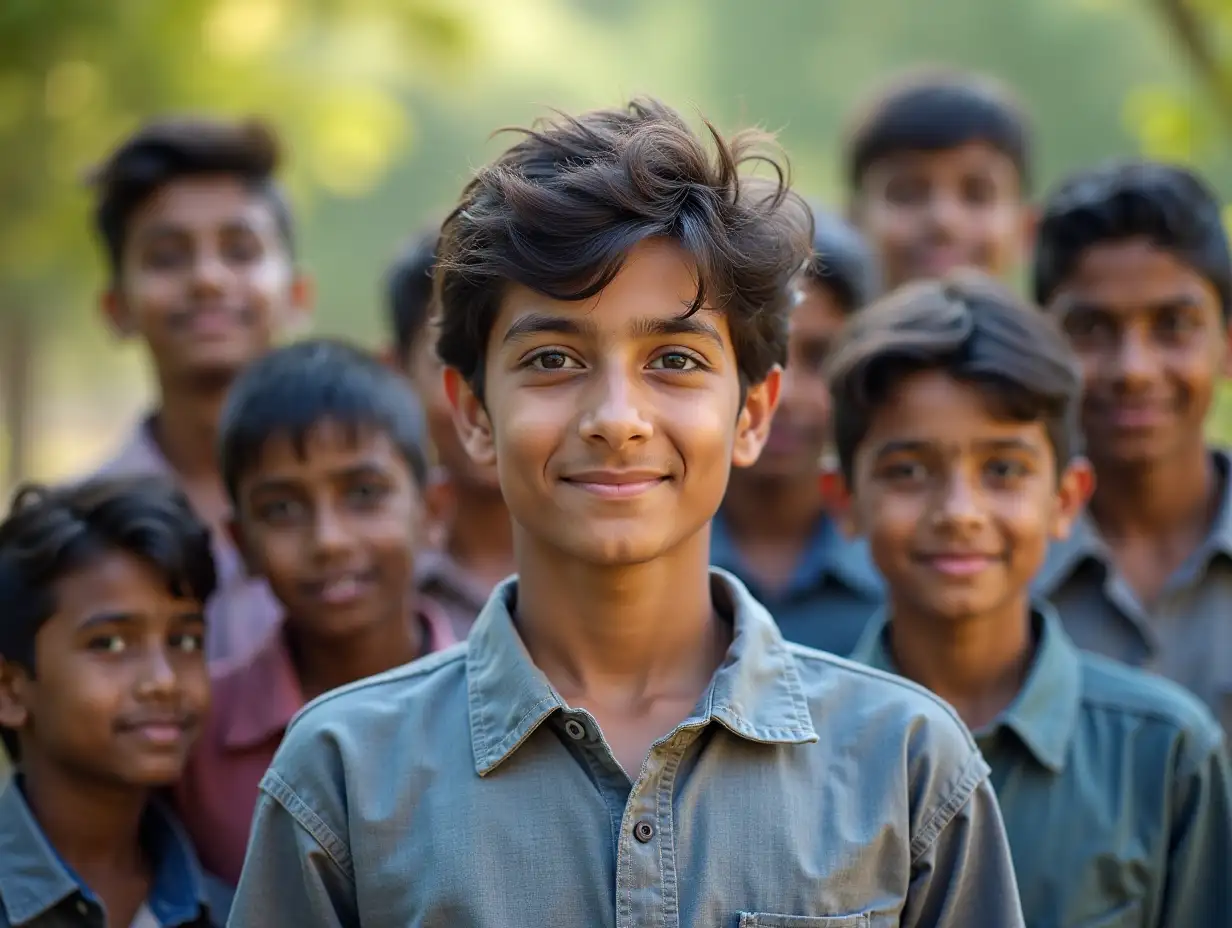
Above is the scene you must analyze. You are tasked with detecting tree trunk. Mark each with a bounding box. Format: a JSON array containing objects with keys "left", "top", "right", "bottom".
[{"left": 0, "top": 308, "right": 34, "bottom": 494}]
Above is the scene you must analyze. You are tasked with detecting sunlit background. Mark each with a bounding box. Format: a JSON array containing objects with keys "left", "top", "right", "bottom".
[{"left": 2, "top": 0, "right": 1230, "bottom": 496}]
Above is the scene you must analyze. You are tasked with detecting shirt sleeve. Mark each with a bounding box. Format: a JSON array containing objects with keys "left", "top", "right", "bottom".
[
  {"left": 902, "top": 772, "right": 1026, "bottom": 927},
  {"left": 1157, "top": 729, "right": 1232, "bottom": 926},
  {"left": 226, "top": 773, "right": 358, "bottom": 928}
]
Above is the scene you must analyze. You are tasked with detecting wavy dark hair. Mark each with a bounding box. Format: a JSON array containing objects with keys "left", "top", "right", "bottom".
[
  {"left": 434, "top": 97, "right": 813, "bottom": 402},
  {"left": 825, "top": 271, "right": 1082, "bottom": 484},
  {"left": 88, "top": 116, "right": 294, "bottom": 279}
]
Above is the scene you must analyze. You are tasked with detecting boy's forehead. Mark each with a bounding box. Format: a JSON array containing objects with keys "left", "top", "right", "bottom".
[
  {"left": 863, "top": 369, "right": 1048, "bottom": 447},
  {"left": 244, "top": 420, "right": 406, "bottom": 480},
  {"left": 127, "top": 174, "right": 282, "bottom": 238},
  {"left": 50, "top": 549, "right": 188, "bottom": 617},
  {"left": 1054, "top": 239, "right": 1220, "bottom": 311},
  {"left": 863, "top": 141, "right": 1021, "bottom": 182}
]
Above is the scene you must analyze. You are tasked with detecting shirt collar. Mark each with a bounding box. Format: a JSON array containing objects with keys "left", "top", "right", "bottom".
[
  {"left": 465, "top": 568, "right": 819, "bottom": 776},
  {"left": 710, "top": 510, "right": 884, "bottom": 601},
  {"left": 93, "top": 415, "right": 174, "bottom": 481},
  {"left": 218, "top": 597, "right": 457, "bottom": 751},
  {"left": 850, "top": 604, "right": 1082, "bottom": 774},
  {"left": 1035, "top": 449, "right": 1232, "bottom": 595},
  {"left": 414, "top": 548, "right": 496, "bottom": 615},
  {"left": 0, "top": 778, "right": 214, "bottom": 926}
]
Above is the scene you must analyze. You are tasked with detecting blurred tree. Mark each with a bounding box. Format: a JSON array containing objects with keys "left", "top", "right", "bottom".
[{"left": 0, "top": 0, "right": 469, "bottom": 489}]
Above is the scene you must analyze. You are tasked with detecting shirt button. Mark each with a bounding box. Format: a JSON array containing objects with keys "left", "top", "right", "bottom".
[
  {"left": 76, "top": 900, "right": 89, "bottom": 916},
  {"left": 563, "top": 718, "right": 587, "bottom": 741},
  {"left": 633, "top": 819, "right": 655, "bottom": 843}
]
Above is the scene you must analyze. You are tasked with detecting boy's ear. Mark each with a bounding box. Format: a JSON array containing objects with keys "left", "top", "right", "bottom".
[
  {"left": 1223, "top": 321, "right": 1232, "bottom": 377},
  {"left": 443, "top": 367, "right": 496, "bottom": 468},
  {"left": 1051, "top": 456, "right": 1095, "bottom": 541},
  {"left": 101, "top": 288, "right": 135, "bottom": 339},
  {"left": 1017, "top": 203, "right": 1040, "bottom": 267},
  {"left": 280, "top": 271, "right": 316, "bottom": 338},
  {"left": 0, "top": 658, "right": 31, "bottom": 733},
  {"left": 732, "top": 367, "right": 782, "bottom": 468}
]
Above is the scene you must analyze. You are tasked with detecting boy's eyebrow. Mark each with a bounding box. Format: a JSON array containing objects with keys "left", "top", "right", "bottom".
[
  {"left": 872, "top": 436, "right": 1042, "bottom": 457},
  {"left": 76, "top": 610, "right": 139, "bottom": 632},
  {"left": 501, "top": 311, "right": 724, "bottom": 348},
  {"left": 872, "top": 439, "right": 932, "bottom": 458}
]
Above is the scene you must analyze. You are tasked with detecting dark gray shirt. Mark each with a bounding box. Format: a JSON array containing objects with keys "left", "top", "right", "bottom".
[
  {"left": 710, "top": 510, "right": 884, "bottom": 655},
  {"left": 1035, "top": 449, "right": 1232, "bottom": 737},
  {"left": 229, "top": 570, "right": 1024, "bottom": 927},
  {"left": 852, "top": 606, "right": 1232, "bottom": 927}
]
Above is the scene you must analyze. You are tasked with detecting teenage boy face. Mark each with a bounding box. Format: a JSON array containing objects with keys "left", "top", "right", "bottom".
[
  {"left": 848, "top": 369, "right": 1087, "bottom": 622},
  {"left": 232, "top": 420, "right": 423, "bottom": 638},
  {"left": 407, "top": 327, "right": 502, "bottom": 494},
  {"left": 0, "top": 550, "right": 209, "bottom": 787},
  {"left": 1048, "top": 238, "right": 1230, "bottom": 470},
  {"left": 104, "top": 175, "right": 311, "bottom": 389},
  {"left": 448, "top": 238, "right": 779, "bottom": 566},
  {"left": 745, "top": 279, "right": 846, "bottom": 480},
  {"left": 853, "top": 142, "right": 1030, "bottom": 290}
]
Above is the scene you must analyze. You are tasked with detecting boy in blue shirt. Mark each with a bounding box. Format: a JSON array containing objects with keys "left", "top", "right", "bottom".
[{"left": 0, "top": 478, "right": 231, "bottom": 927}]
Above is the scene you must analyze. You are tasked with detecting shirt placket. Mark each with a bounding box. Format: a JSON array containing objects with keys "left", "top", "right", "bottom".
[{"left": 556, "top": 710, "right": 706, "bottom": 928}]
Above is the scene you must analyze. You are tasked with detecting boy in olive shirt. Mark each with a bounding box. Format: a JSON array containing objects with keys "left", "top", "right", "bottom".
[
  {"left": 839, "top": 273, "right": 1232, "bottom": 925},
  {"left": 230, "top": 98, "right": 1024, "bottom": 927},
  {"left": 1033, "top": 160, "right": 1232, "bottom": 736}
]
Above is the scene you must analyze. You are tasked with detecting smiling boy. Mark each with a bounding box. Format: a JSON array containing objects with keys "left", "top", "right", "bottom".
[
  {"left": 839, "top": 274, "right": 1232, "bottom": 925},
  {"left": 845, "top": 68, "right": 1035, "bottom": 290},
  {"left": 86, "top": 118, "right": 312, "bottom": 667},
  {"left": 0, "top": 478, "right": 231, "bottom": 927},
  {"left": 230, "top": 99, "right": 1023, "bottom": 927},
  {"left": 1032, "top": 161, "right": 1232, "bottom": 735},
  {"left": 174, "top": 339, "right": 454, "bottom": 886}
]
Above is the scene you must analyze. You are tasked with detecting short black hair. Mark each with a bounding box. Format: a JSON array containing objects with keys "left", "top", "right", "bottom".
[
  {"left": 805, "top": 206, "right": 879, "bottom": 311},
  {"left": 386, "top": 222, "right": 442, "bottom": 366},
  {"left": 825, "top": 271, "right": 1081, "bottom": 485},
  {"left": 434, "top": 97, "right": 813, "bottom": 402},
  {"left": 219, "top": 338, "right": 429, "bottom": 503},
  {"left": 845, "top": 67, "right": 1032, "bottom": 193},
  {"left": 1033, "top": 159, "right": 1232, "bottom": 319},
  {"left": 0, "top": 477, "right": 216, "bottom": 673},
  {"left": 89, "top": 116, "right": 295, "bottom": 279}
]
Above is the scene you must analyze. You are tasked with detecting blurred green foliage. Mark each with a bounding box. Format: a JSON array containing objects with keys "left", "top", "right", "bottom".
[{"left": 1, "top": 0, "right": 1231, "bottom": 485}]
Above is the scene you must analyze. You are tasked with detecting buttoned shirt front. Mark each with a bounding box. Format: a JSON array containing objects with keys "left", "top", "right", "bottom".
[
  {"left": 229, "top": 570, "right": 1024, "bottom": 927},
  {"left": 710, "top": 510, "right": 884, "bottom": 656},
  {"left": 852, "top": 606, "right": 1232, "bottom": 927},
  {"left": 0, "top": 778, "right": 230, "bottom": 927}
]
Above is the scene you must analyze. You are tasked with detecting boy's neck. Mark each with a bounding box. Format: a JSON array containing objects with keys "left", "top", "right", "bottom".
[
  {"left": 513, "top": 527, "right": 728, "bottom": 708},
  {"left": 20, "top": 760, "right": 148, "bottom": 878},
  {"left": 1088, "top": 441, "right": 1216, "bottom": 543},
  {"left": 446, "top": 487, "right": 515, "bottom": 585},
  {"left": 151, "top": 385, "right": 230, "bottom": 522},
  {"left": 285, "top": 597, "right": 425, "bottom": 701},
  {"left": 887, "top": 595, "right": 1035, "bottom": 732}
]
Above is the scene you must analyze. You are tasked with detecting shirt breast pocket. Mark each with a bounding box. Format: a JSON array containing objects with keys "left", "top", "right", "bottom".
[{"left": 738, "top": 914, "right": 870, "bottom": 927}]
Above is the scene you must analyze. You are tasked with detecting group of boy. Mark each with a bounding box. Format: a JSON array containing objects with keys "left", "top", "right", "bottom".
[{"left": 0, "top": 65, "right": 1228, "bottom": 928}]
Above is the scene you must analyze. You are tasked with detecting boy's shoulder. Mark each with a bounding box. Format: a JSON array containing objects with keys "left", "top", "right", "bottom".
[{"left": 1076, "top": 649, "right": 1224, "bottom": 753}]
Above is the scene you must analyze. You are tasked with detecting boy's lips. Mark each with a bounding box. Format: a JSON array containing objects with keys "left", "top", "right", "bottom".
[
  {"left": 304, "top": 570, "right": 377, "bottom": 606},
  {"left": 915, "top": 553, "right": 1001, "bottom": 577},
  {"left": 116, "top": 714, "right": 195, "bottom": 745},
  {"left": 561, "top": 469, "right": 670, "bottom": 499}
]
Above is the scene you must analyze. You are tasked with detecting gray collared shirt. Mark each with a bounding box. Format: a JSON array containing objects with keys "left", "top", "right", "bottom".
[
  {"left": 0, "top": 777, "right": 231, "bottom": 927},
  {"left": 87, "top": 416, "right": 283, "bottom": 668},
  {"left": 1034, "top": 449, "right": 1232, "bottom": 738},
  {"left": 710, "top": 510, "right": 885, "bottom": 656},
  {"left": 852, "top": 606, "right": 1232, "bottom": 927},
  {"left": 229, "top": 569, "right": 1024, "bottom": 927}
]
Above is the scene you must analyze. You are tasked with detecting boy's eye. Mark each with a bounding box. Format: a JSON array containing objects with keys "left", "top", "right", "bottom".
[
  {"left": 985, "top": 458, "right": 1029, "bottom": 481},
  {"left": 171, "top": 632, "right": 205, "bottom": 654},
  {"left": 347, "top": 482, "right": 389, "bottom": 505},
  {"left": 256, "top": 498, "right": 304, "bottom": 523},
  {"left": 88, "top": 635, "right": 128, "bottom": 654},
  {"left": 882, "top": 460, "right": 927, "bottom": 482},
  {"left": 1153, "top": 309, "right": 1201, "bottom": 341},
  {"left": 526, "top": 350, "right": 582, "bottom": 371},
  {"left": 648, "top": 351, "right": 700, "bottom": 372}
]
